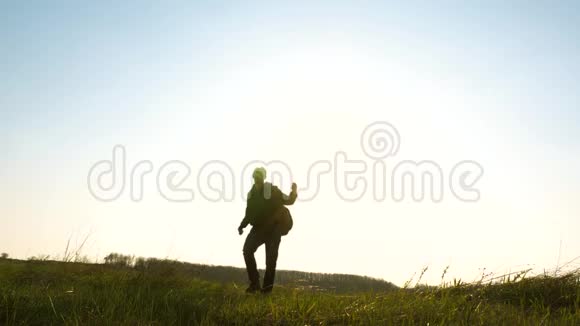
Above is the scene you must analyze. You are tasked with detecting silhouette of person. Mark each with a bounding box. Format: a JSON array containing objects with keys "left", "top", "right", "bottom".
[{"left": 238, "top": 167, "right": 297, "bottom": 293}]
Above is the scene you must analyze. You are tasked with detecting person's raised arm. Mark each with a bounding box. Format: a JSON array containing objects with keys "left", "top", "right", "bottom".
[{"left": 281, "top": 183, "right": 298, "bottom": 205}]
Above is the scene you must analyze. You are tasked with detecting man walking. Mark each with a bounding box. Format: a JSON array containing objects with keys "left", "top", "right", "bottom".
[{"left": 238, "top": 167, "right": 297, "bottom": 293}]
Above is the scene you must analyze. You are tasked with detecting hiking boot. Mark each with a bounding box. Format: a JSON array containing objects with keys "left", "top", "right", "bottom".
[
  {"left": 245, "top": 284, "right": 261, "bottom": 293},
  {"left": 260, "top": 285, "right": 273, "bottom": 294}
]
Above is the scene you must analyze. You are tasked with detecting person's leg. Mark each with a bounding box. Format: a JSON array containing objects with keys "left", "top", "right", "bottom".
[
  {"left": 243, "top": 228, "right": 264, "bottom": 292},
  {"left": 262, "top": 233, "right": 282, "bottom": 293}
]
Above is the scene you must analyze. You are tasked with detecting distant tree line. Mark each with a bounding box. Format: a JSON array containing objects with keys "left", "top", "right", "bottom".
[
  {"left": 104, "top": 253, "right": 135, "bottom": 266},
  {"left": 102, "top": 252, "right": 397, "bottom": 293}
]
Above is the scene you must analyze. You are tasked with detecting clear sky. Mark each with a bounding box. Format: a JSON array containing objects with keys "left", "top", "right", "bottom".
[{"left": 1, "top": 1, "right": 579, "bottom": 285}]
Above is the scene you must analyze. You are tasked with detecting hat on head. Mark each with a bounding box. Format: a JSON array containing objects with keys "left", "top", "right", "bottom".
[{"left": 252, "top": 167, "right": 267, "bottom": 180}]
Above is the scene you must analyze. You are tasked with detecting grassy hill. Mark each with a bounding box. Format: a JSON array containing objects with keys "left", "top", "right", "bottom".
[{"left": 0, "top": 257, "right": 578, "bottom": 325}]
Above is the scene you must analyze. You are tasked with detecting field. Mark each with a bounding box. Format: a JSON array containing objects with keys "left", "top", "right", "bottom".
[{"left": 0, "top": 257, "right": 578, "bottom": 325}]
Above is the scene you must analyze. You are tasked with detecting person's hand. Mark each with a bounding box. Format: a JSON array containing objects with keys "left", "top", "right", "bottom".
[
  {"left": 238, "top": 226, "right": 244, "bottom": 235},
  {"left": 291, "top": 182, "right": 297, "bottom": 193}
]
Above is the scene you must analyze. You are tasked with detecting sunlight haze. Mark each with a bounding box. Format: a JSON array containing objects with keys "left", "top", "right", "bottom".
[{"left": 2, "top": 1, "right": 579, "bottom": 286}]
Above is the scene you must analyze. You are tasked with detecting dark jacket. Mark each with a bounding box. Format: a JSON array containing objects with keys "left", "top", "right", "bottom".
[{"left": 239, "top": 182, "right": 297, "bottom": 230}]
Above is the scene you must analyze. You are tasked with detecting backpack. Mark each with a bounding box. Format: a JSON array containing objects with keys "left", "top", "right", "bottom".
[
  {"left": 247, "top": 183, "right": 294, "bottom": 235},
  {"left": 275, "top": 206, "right": 293, "bottom": 236}
]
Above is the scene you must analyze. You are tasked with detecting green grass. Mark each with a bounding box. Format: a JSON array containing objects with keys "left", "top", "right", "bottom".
[{"left": 0, "top": 258, "right": 578, "bottom": 325}]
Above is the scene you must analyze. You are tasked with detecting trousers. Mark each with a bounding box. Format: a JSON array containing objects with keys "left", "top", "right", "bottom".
[{"left": 242, "top": 227, "right": 282, "bottom": 290}]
